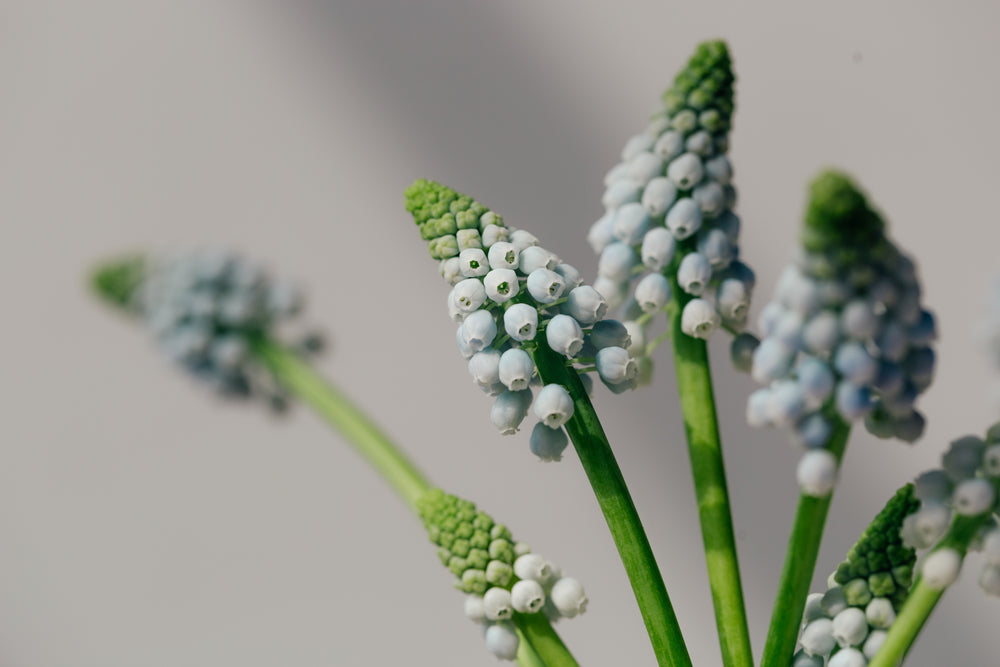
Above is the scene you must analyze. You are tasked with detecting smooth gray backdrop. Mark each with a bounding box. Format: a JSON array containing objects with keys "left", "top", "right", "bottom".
[{"left": 2, "top": 1, "right": 998, "bottom": 665}]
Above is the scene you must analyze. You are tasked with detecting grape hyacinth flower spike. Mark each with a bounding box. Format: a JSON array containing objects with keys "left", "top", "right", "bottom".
[
  {"left": 92, "top": 250, "right": 322, "bottom": 410},
  {"left": 404, "top": 178, "right": 638, "bottom": 459},
  {"left": 747, "top": 171, "right": 937, "bottom": 496},
  {"left": 418, "top": 489, "right": 586, "bottom": 661},
  {"left": 588, "top": 40, "right": 753, "bottom": 375},
  {"left": 795, "top": 485, "right": 919, "bottom": 666}
]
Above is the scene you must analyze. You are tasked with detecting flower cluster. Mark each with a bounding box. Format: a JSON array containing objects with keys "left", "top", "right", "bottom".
[
  {"left": 900, "top": 423, "right": 1000, "bottom": 598},
  {"left": 587, "top": 40, "right": 753, "bottom": 371},
  {"left": 794, "top": 485, "right": 919, "bottom": 666},
  {"left": 93, "top": 250, "right": 320, "bottom": 409},
  {"left": 405, "top": 179, "right": 637, "bottom": 459},
  {"left": 745, "top": 172, "right": 936, "bottom": 496},
  {"left": 417, "top": 489, "right": 587, "bottom": 661}
]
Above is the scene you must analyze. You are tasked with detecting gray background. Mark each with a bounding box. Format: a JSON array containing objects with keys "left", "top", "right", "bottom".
[{"left": 2, "top": 1, "right": 998, "bottom": 665}]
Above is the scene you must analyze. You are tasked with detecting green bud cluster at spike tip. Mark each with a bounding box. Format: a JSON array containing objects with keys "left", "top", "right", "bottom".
[
  {"left": 417, "top": 489, "right": 587, "bottom": 661},
  {"left": 405, "top": 179, "right": 643, "bottom": 460},
  {"left": 745, "top": 171, "right": 937, "bottom": 496}
]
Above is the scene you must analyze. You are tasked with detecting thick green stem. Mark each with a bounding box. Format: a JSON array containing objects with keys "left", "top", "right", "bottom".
[
  {"left": 869, "top": 512, "right": 992, "bottom": 667},
  {"left": 253, "top": 337, "right": 431, "bottom": 510},
  {"left": 515, "top": 612, "right": 580, "bottom": 667},
  {"left": 666, "top": 291, "right": 753, "bottom": 667},
  {"left": 515, "top": 626, "right": 547, "bottom": 667},
  {"left": 532, "top": 339, "right": 692, "bottom": 667},
  {"left": 761, "top": 417, "right": 851, "bottom": 667}
]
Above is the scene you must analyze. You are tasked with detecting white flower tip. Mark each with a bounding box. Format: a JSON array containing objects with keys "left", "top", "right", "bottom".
[
  {"left": 922, "top": 548, "right": 962, "bottom": 590},
  {"left": 797, "top": 450, "right": 838, "bottom": 497}
]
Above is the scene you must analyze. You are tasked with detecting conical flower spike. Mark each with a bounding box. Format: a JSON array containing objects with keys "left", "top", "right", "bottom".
[
  {"left": 746, "top": 171, "right": 937, "bottom": 494},
  {"left": 416, "top": 488, "right": 586, "bottom": 661},
  {"left": 796, "top": 484, "right": 920, "bottom": 663},
  {"left": 91, "top": 250, "right": 321, "bottom": 409},
  {"left": 405, "top": 180, "right": 636, "bottom": 458},
  {"left": 588, "top": 40, "right": 752, "bottom": 384}
]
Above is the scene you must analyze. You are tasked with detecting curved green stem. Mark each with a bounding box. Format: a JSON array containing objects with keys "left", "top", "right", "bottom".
[
  {"left": 761, "top": 417, "right": 851, "bottom": 667},
  {"left": 869, "top": 512, "right": 993, "bottom": 667},
  {"left": 532, "top": 338, "right": 692, "bottom": 667},
  {"left": 253, "top": 336, "right": 431, "bottom": 510},
  {"left": 515, "top": 626, "right": 547, "bottom": 667},
  {"left": 666, "top": 289, "right": 753, "bottom": 667},
  {"left": 515, "top": 612, "right": 580, "bottom": 667}
]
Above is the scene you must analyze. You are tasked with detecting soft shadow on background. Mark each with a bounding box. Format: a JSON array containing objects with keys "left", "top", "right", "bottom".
[{"left": 2, "top": 1, "right": 998, "bottom": 665}]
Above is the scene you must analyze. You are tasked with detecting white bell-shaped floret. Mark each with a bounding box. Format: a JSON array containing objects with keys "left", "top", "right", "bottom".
[
  {"left": 641, "top": 226, "right": 676, "bottom": 271},
  {"left": 481, "top": 223, "right": 507, "bottom": 247},
  {"left": 685, "top": 130, "right": 713, "bottom": 156},
  {"left": 704, "top": 154, "right": 732, "bottom": 184},
  {"left": 520, "top": 246, "right": 559, "bottom": 274},
  {"left": 490, "top": 390, "right": 533, "bottom": 435},
  {"left": 587, "top": 211, "right": 616, "bottom": 254},
  {"left": 692, "top": 182, "right": 725, "bottom": 217},
  {"left": 803, "top": 311, "right": 841, "bottom": 355},
  {"left": 913, "top": 469, "right": 953, "bottom": 504},
  {"left": 834, "top": 342, "right": 878, "bottom": 385},
  {"left": 468, "top": 349, "right": 502, "bottom": 389},
  {"left": 827, "top": 647, "right": 866, "bottom": 667},
  {"left": 498, "top": 349, "right": 535, "bottom": 391},
  {"left": 621, "top": 133, "right": 655, "bottom": 161},
  {"left": 504, "top": 303, "right": 539, "bottom": 342},
  {"left": 526, "top": 269, "right": 566, "bottom": 304},
  {"left": 593, "top": 276, "right": 628, "bottom": 311},
  {"left": 953, "top": 478, "right": 996, "bottom": 515},
  {"left": 602, "top": 179, "right": 641, "bottom": 210},
  {"left": 797, "top": 449, "right": 838, "bottom": 497},
  {"left": 509, "top": 229, "right": 539, "bottom": 252},
  {"left": 831, "top": 607, "right": 868, "bottom": 647},
  {"left": 797, "top": 357, "right": 835, "bottom": 407},
  {"left": 840, "top": 299, "right": 878, "bottom": 340},
  {"left": 553, "top": 263, "right": 582, "bottom": 290},
  {"left": 529, "top": 422, "right": 568, "bottom": 462},
  {"left": 483, "top": 587, "right": 514, "bottom": 621},
  {"left": 716, "top": 278, "right": 750, "bottom": 321},
  {"left": 677, "top": 253, "right": 712, "bottom": 295},
  {"left": 550, "top": 577, "right": 588, "bottom": 618},
  {"left": 626, "top": 151, "right": 665, "bottom": 186},
  {"left": 802, "top": 592, "right": 825, "bottom": 624},
  {"left": 596, "top": 347, "right": 638, "bottom": 385},
  {"left": 769, "top": 381, "right": 807, "bottom": 427},
  {"left": 439, "top": 256, "right": 463, "bottom": 284},
  {"left": 598, "top": 242, "right": 638, "bottom": 282},
  {"left": 800, "top": 618, "right": 836, "bottom": 657},
  {"left": 921, "top": 548, "right": 962, "bottom": 589},
  {"left": 983, "top": 444, "right": 1000, "bottom": 476},
  {"left": 564, "top": 286, "right": 608, "bottom": 326},
  {"left": 487, "top": 242, "right": 520, "bottom": 270},
  {"left": 635, "top": 273, "right": 672, "bottom": 312},
  {"left": 459, "top": 248, "right": 490, "bottom": 277},
  {"left": 459, "top": 310, "right": 497, "bottom": 353},
  {"left": 484, "top": 621, "right": 519, "bottom": 660},
  {"left": 464, "top": 594, "right": 487, "bottom": 623},
  {"left": 484, "top": 269, "right": 520, "bottom": 304},
  {"left": 681, "top": 298, "right": 721, "bottom": 339},
  {"left": 641, "top": 177, "right": 678, "bottom": 217},
  {"left": 533, "top": 384, "right": 574, "bottom": 428},
  {"left": 514, "top": 554, "right": 551, "bottom": 583},
  {"left": 863, "top": 630, "right": 888, "bottom": 659},
  {"left": 546, "top": 314, "right": 584, "bottom": 358},
  {"left": 666, "top": 152, "right": 704, "bottom": 189},
  {"left": 511, "top": 579, "right": 546, "bottom": 614},
  {"left": 624, "top": 321, "right": 645, "bottom": 353},
  {"left": 746, "top": 389, "right": 772, "bottom": 427},
  {"left": 654, "top": 130, "right": 684, "bottom": 161},
  {"left": 751, "top": 338, "right": 795, "bottom": 384},
  {"left": 791, "top": 650, "right": 824, "bottom": 667},
  {"left": 665, "top": 198, "right": 703, "bottom": 240},
  {"left": 589, "top": 319, "right": 631, "bottom": 350},
  {"left": 613, "top": 203, "right": 651, "bottom": 245},
  {"left": 865, "top": 597, "right": 896, "bottom": 629}
]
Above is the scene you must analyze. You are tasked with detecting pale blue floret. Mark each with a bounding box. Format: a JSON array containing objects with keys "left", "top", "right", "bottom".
[
  {"left": 613, "top": 203, "right": 652, "bottom": 245},
  {"left": 460, "top": 310, "right": 498, "bottom": 353},
  {"left": 864, "top": 598, "right": 896, "bottom": 629},
  {"left": 654, "top": 130, "right": 685, "bottom": 162},
  {"left": 692, "top": 182, "right": 725, "bottom": 217},
  {"left": 484, "top": 269, "right": 520, "bottom": 303},
  {"left": 840, "top": 300, "right": 878, "bottom": 339},
  {"left": 491, "top": 389, "right": 533, "bottom": 435},
  {"left": 602, "top": 179, "right": 642, "bottom": 210},
  {"left": 952, "top": 478, "right": 996, "bottom": 515},
  {"left": 913, "top": 469, "right": 953, "bottom": 503},
  {"left": 942, "top": 436, "right": 985, "bottom": 481},
  {"left": 209, "top": 336, "right": 247, "bottom": 370},
  {"left": 627, "top": 151, "right": 666, "bottom": 186},
  {"left": 908, "top": 309, "right": 937, "bottom": 345},
  {"left": 596, "top": 346, "right": 638, "bottom": 385},
  {"left": 593, "top": 276, "right": 628, "bottom": 311},
  {"left": 484, "top": 621, "right": 519, "bottom": 660},
  {"left": 564, "top": 286, "right": 608, "bottom": 326},
  {"left": 716, "top": 278, "right": 750, "bottom": 321},
  {"left": 892, "top": 410, "right": 925, "bottom": 443},
  {"left": 487, "top": 242, "right": 520, "bottom": 271},
  {"left": 796, "top": 356, "right": 835, "bottom": 406},
  {"left": 622, "top": 133, "right": 656, "bottom": 160},
  {"left": 498, "top": 349, "right": 535, "bottom": 391},
  {"left": 553, "top": 263, "right": 582, "bottom": 289},
  {"left": 509, "top": 229, "right": 539, "bottom": 252},
  {"left": 677, "top": 252, "right": 712, "bottom": 296},
  {"left": 453, "top": 278, "right": 488, "bottom": 313},
  {"left": 730, "top": 332, "right": 759, "bottom": 372},
  {"left": 529, "top": 422, "right": 569, "bottom": 462},
  {"left": 797, "top": 449, "right": 838, "bottom": 497},
  {"left": 769, "top": 381, "right": 807, "bottom": 426},
  {"left": 587, "top": 211, "right": 617, "bottom": 254},
  {"left": 795, "top": 412, "right": 833, "bottom": 448},
  {"left": 482, "top": 224, "right": 507, "bottom": 247},
  {"left": 455, "top": 325, "right": 477, "bottom": 359},
  {"left": 546, "top": 314, "right": 585, "bottom": 358},
  {"left": 634, "top": 273, "right": 672, "bottom": 312},
  {"left": 666, "top": 152, "right": 704, "bottom": 190},
  {"left": 533, "top": 384, "right": 575, "bottom": 428},
  {"left": 459, "top": 248, "right": 490, "bottom": 278},
  {"left": 800, "top": 618, "right": 836, "bottom": 656},
  {"left": 696, "top": 228, "right": 733, "bottom": 268},
  {"left": 835, "top": 382, "right": 873, "bottom": 420},
  {"left": 520, "top": 246, "right": 559, "bottom": 274},
  {"left": 714, "top": 210, "right": 741, "bottom": 243},
  {"left": 827, "top": 648, "right": 866, "bottom": 667},
  {"left": 680, "top": 298, "right": 721, "bottom": 339},
  {"left": 785, "top": 275, "right": 823, "bottom": 317},
  {"left": 588, "top": 319, "right": 632, "bottom": 350},
  {"left": 834, "top": 342, "right": 879, "bottom": 385},
  {"left": 751, "top": 338, "right": 796, "bottom": 384},
  {"left": 757, "top": 302, "right": 785, "bottom": 337},
  {"left": 862, "top": 631, "right": 888, "bottom": 659},
  {"left": 802, "top": 311, "right": 841, "bottom": 354},
  {"left": 831, "top": 607, "right": 868, "bottom": 647},
  {"left": 468, "top": 349, "right": 502, "bottom": 391},
  {"left": 526, "top": 269, "right": 566, "bottom": 304},
  {"left": 746, "top": 388, "right": 772, "bottom": 427},
  {"left": 704, "top": 155, "right": 733, "bottom": 184},
  {"left": 876, "top": 321, "right": 908, "bottom": 362},
  {"left": 791, "top": 650, "right": 824, "bottom": 667},
  {"left": 603, "top": 161, "right": 629, "bottom": 186},
  {"left": 773, "top": 311, "right": 805, "bottom": 350},
  {"left": 665, "top": 197, "right": 703, "bottom": 239},
  {"left": 641, "top": 177, "right": 679, "bottom": 217},
  {"left": 873, "top": 360, "right": 904, "bottom": 396},
  {"left": 503, "top": 303, "right": 539, "bottom": 342},
  {"left": 641, "top": 227, "right": 677, "bottom": 271},
  {"left": 598, "top": 243, "right": 639, "bottom": 283}
]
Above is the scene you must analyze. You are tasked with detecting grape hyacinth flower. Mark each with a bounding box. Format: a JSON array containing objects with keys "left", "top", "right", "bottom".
[
  {"left": 417, "top": 489, "right": 586, "bottom": 660},
  {"left": 587, "top": 40, "right": 753, "bottom": 379},
  {"left": 746, "top": 171, "right": 937, "bottom": 495},
  {"left": 92, "top": 250, "right": 321, "bottom": 410},
  {"left": 405, "top": 179, "right": 637, "bottom": 459},
  {"left": 795, "top": 485, "right": 919, "bottom": 665}
]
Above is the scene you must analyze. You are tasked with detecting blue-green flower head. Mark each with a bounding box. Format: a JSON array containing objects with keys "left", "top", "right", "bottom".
[
  {"left": 746, "top": 171, "right": 937, "bottom": 493},
  {"left": 91, "top": 250, "right": 320, "bottom": 409},
  {"left": 406, "top": 180, "right": 638, "bottom": 458},
  {"left": 587, "top": 39, "right": 752, "bottom": 388}
]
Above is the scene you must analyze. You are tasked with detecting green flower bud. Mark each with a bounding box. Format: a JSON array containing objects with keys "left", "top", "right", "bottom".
[
  {"left": 660, "top": 40, "right": 735, "bottom": 130},
  {"left": 405, "top": 179, "right": 507, "bottom": 260}
]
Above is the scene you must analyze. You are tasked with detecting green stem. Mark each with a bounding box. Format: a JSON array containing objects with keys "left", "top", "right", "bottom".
[
  {"left": 254, "top": 337, "right": 580, "bottom": 667},
  {"left": 253, "top": 337, "right": 431, "bottom": 510},
  {"left": 515, "top": 627, "right": 547, "bottom": 667},
  {"left": 760, "top": 416, "right": 851, "bottom": 667},
  {"left": 869, "top": 512, "right": 992, "bottom": 667},
  {"left": 665, "top": 289, "right": 753, "bottom": 667},
  {"left": 531, "top": 338, "right": 692, "bottom": 667},
  {"left": 515, "top": 612, "right": 580, "bottom": 667}
]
